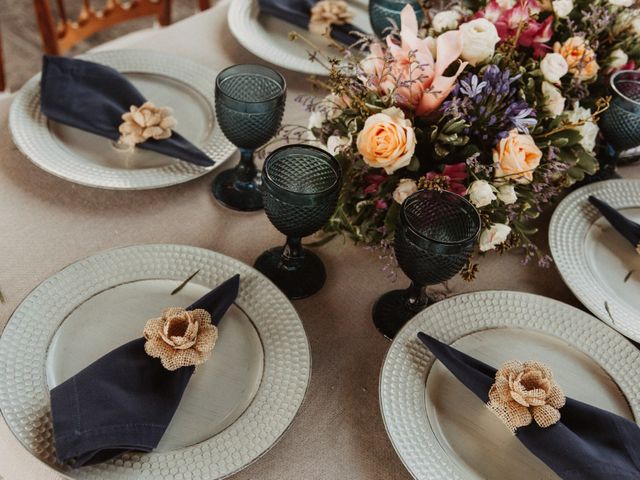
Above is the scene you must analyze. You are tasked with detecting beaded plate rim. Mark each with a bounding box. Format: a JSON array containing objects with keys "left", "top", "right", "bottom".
[
  {"left": 0, "top": 244, "right": 311, "bottom": 479},
  {"left": 9, "top": 50, "right": 236, "bottom": 190},
  {"left": 379, "top": 290, "right": 640, "bottom": 480},
  {"left": 549, "top": 179, "right": 640, "bottom": 342}
]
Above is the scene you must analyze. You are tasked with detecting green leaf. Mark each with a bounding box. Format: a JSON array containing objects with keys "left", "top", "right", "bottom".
[{"left": 406, "top": 156, "right": 420, "bottom": 172}]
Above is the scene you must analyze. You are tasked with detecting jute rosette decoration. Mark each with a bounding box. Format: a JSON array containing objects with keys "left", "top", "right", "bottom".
[
  {"left": 284, "top": 0, "right": 640, "bottom": 279},
  {"left": 118, "top": 101, "right": 177, "bottom": 148},
  {"left": 143, "top": 307, "right": 218, "bottom": 371},
  {"left": 488, "top": 360, "right": 566, "bottom": 433}
]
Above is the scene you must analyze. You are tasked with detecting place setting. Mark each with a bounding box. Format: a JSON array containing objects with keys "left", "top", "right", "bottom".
[
  {"left": 0, "top": 244, "right": 311, "bottom": 479},
  {"left": 10, "top": 50, "right": 236, "bottom": 189}
]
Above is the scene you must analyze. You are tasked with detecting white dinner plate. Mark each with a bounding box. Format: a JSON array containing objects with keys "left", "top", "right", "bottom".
[
  {"left": 549, "top": 179, "right": 640, "bottom": 341},
  {"left": 9, "top": 50, "right": 236, "bottom": 190},
  {"left": 379, "top": 291, "right": 640, "bottom": 480},
  {"left": 0, "top": 244, "right": 311, "bottom": 479},
  {"left": 228, "top": 0, "right": 371, "bottom": 76}
]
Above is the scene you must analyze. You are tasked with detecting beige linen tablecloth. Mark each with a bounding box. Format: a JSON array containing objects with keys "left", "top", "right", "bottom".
[{"left": 1, "top": 4, "right": 639, "bottom": 479}]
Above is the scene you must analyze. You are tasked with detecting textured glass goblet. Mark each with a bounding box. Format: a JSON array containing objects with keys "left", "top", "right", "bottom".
[
  {"left": 373, "top": 189, "right": 480, "bottom": 339},
  {"left": 254, "top": 144, "right": 342, "bottom": 299},
  {"left": 369, "top": 0, "right": 423, "bottom": 39},
  {"left": 213, "top": 64, "right": 286, "bottom": 211},
  {"left": 600, "top": 70, "right": 640, "bottom": 164}
]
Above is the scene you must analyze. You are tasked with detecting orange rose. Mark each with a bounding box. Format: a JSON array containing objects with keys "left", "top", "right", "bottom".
[
  {"left": 554, "top": 36, "right": 599, "bottom": 81},
  {"left": 356, "top": 107, "right": 417, "bottom": 174},
  {"left": 493, "top": 130, "right": 542, "bottom": 184}
]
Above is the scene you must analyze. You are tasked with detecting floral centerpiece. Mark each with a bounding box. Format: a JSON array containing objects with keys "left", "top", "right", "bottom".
[{"left": 295, "top": 0, "right": 640, "bottom": 278}]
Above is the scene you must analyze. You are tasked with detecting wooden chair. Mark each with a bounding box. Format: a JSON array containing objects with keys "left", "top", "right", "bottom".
[
  {"left": 0, "top": 26, "right": 5, "bottom": 92},
  {"left": 33, "top": 0, "right": 173, "bottom": 55}
]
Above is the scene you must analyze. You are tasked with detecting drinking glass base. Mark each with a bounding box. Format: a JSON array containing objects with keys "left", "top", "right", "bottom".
[
  {"left": 372, "top": 289, "right": 431, "bottom": 340},
  {"left": 254, "top": 247, "right": 326, "bottom": 300},
  {"left": 212, "top": 168, "right": 263, "bottom": 212}
]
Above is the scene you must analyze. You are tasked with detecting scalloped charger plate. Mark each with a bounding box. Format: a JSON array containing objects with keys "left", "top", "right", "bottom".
[
  {"left": 379, "top": 291, "right": 640, "bottom": 480},
  {"left": 228, "top": 0, "right": 371, "bottom": 76},
  {"left": 0, "top": 244, "right": 311, "bottom": 479},
  {"left": 549, "top": 179, "right": 640, "bottom": 342},
  {"left": 9, "top": 50, "right": 236, "bottom": 190}
]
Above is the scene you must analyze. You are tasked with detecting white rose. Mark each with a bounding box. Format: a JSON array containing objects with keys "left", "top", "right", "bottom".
[
  {"left": 496, "top": 0, "right": 517, "bottom": 8},
  {"left": 459, "top": 19, "right": 501, "bottom": 66},
  {"left": 540, "top": 53, "right": 568, "bottom": 84},
  {"left": 566, "top": 102, "right": 599, "bottom": 152},
  {"left": 468, "top": 180, "right": 496, "bottom": 208},
  {"left": 542, "top": 81, "right": 566, "bottom": 118},
  {"left": 497, "top": 184, "right": 517, "bottom": 205},
  {"left": 608, "top": 0, "right": 633, "bottom": 6},
  {"left": 552, "top": 0, "right": 573, "bottom": 17},
  {"left": 432, "top": 10, "right": 462, "bottom": 33},
  {"left": 392, "top": 179, "right": 419, "bottom": 204},
  {"left": 308, "top": 111, "right": 323, "bottom": 131},
  {"left": 479, "top": 223, "right": 511, "bottom": 252},
  {"left": 633, "top": 17, "right": 640, "bottom": 35},
  {"left": 608, "top": 48, "right": 628, "bottom": 69},
  {"left": 326, "top": 135, "right": 351, "bottom": 156}
]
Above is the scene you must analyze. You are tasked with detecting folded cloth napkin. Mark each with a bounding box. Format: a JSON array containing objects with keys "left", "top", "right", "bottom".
[
  {"left": 418, "top": 332, "right": 640, "bottom": 480},
  {"left": 589, "top": 195, "right": 640, "bottom": 254},
  {"left": 50, "top": 275, "right": 240, "bottom": 467},
  {"left": 40, "top": 55, "right": 214, "bottom": 167},
  {"left": 258, "top": 0, "right": 365, "bottom": 46}
]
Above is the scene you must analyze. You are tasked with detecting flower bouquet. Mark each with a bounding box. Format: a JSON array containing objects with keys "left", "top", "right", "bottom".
[{"left": 296, "top": 0, "right": 640, "bottom": 278}]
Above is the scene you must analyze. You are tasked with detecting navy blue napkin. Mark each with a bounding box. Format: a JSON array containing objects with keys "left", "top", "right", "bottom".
[
  {"left": 258, "top": 0, "right": 365, "bottom": 45},
  {"left": 418, "top": 332, "right": 640, "bottom": 480},
  {"left": 40, "top": 55, "right": 214, "bottom": 167},
  {"left": 50, "top": 275, "right": 240, "bottom": 467},
  {"left": 589, "top": 195, "right": 640, "bottom": 253}
]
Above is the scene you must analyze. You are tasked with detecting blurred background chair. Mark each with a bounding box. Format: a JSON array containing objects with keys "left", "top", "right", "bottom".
[
  {"left": 2, "top": 1, "right": 211, "bottom": 91},
  {"left": 0, "top": 26, "right": 6, "bottom": 95},
  {"left": 33, "top": 0, "right": 173, "bottom": 55}
]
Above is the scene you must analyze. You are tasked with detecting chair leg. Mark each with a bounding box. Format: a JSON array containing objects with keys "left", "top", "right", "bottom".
[
  {"left": 198, "top": 0, "right": 211, "bottom": 10},
  {"left": 33, "top": 0, "right": 61, "bottom": 55},
  {"left": 158, "top": 0, "right": 172, "bottom": 26},
  {"left": 0, "top": 27, "right": 5, "bottom": 92}
]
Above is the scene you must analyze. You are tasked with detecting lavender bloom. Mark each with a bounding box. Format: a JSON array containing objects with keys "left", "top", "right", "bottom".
[{"left": 441, "top": 65, "right": 537, "bottom": 148}]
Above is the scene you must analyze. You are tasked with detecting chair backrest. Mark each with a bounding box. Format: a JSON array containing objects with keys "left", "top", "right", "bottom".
[{"left": 33, "top": 0, "right": 172, "bottom": 55}]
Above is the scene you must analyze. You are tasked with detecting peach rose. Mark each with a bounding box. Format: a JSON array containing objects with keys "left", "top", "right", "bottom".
[
  {"left": 554, "top": 36, "right": 599, "bottom": 81},
  {"left": 356, "top": 107, "right": 416, "bottom": 174},
  {"left": 493, "top": 130, "right": 542, "bottom": 184}
]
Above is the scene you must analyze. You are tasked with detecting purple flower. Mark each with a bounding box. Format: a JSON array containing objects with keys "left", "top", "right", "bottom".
[{"left": 441, "top": 65, "right": 537, "bottom": 148}]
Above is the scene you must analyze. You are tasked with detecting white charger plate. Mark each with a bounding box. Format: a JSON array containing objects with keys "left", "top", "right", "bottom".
[
  {"left": 9, "top": 50, "right": 236, "bottom": 190},
  {"left": 228, "top": 0, "right": 370, "bottom": 76},
  {"left": 379, "top": 291, "right": 640, "bottom": 480},
  {"left": 549, "top": 179, "right": 640, "bottom": 342},
  {"left": 0, "top": 244, "right": 311, "bottom": 479}
]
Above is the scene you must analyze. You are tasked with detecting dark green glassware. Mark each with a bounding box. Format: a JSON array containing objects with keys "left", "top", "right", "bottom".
[
  {"left": 213, "top": 64, "right": 286, "bottom": 211},
  {"left": 254, "top": 144, "right": 342, "bottom": 299},
  {"left": 369, "top": 0, "right": 424, "bottom": 39},
  {"left": 372, "top": 189, "right": 480, "bottom": 339},
  {"left": 600, "top": 70, "right": 640, "bottom": 164}
]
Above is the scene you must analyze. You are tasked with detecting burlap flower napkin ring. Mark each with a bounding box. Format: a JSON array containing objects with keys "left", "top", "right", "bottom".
[
  {"left": 487, "top": 360, "right": 566, "bottom": 433},
  {"left": 118, "top": 101, "right": 177, "bottom": 148},
  {"left": 309, "top": 0, "right": 353, "bottom": 36},
  {"left": 143, "top": 307, "right": 218, "bottom": 371}
]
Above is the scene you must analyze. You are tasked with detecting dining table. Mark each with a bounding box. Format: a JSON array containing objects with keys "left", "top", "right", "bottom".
[{"left": 0, "top": 1, "right": 639, "bottom": 478}]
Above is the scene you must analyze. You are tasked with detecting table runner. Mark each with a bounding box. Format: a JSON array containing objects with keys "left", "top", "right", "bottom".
[{"left": 0, "top": 3, "right": 639, "bottom": 479}]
